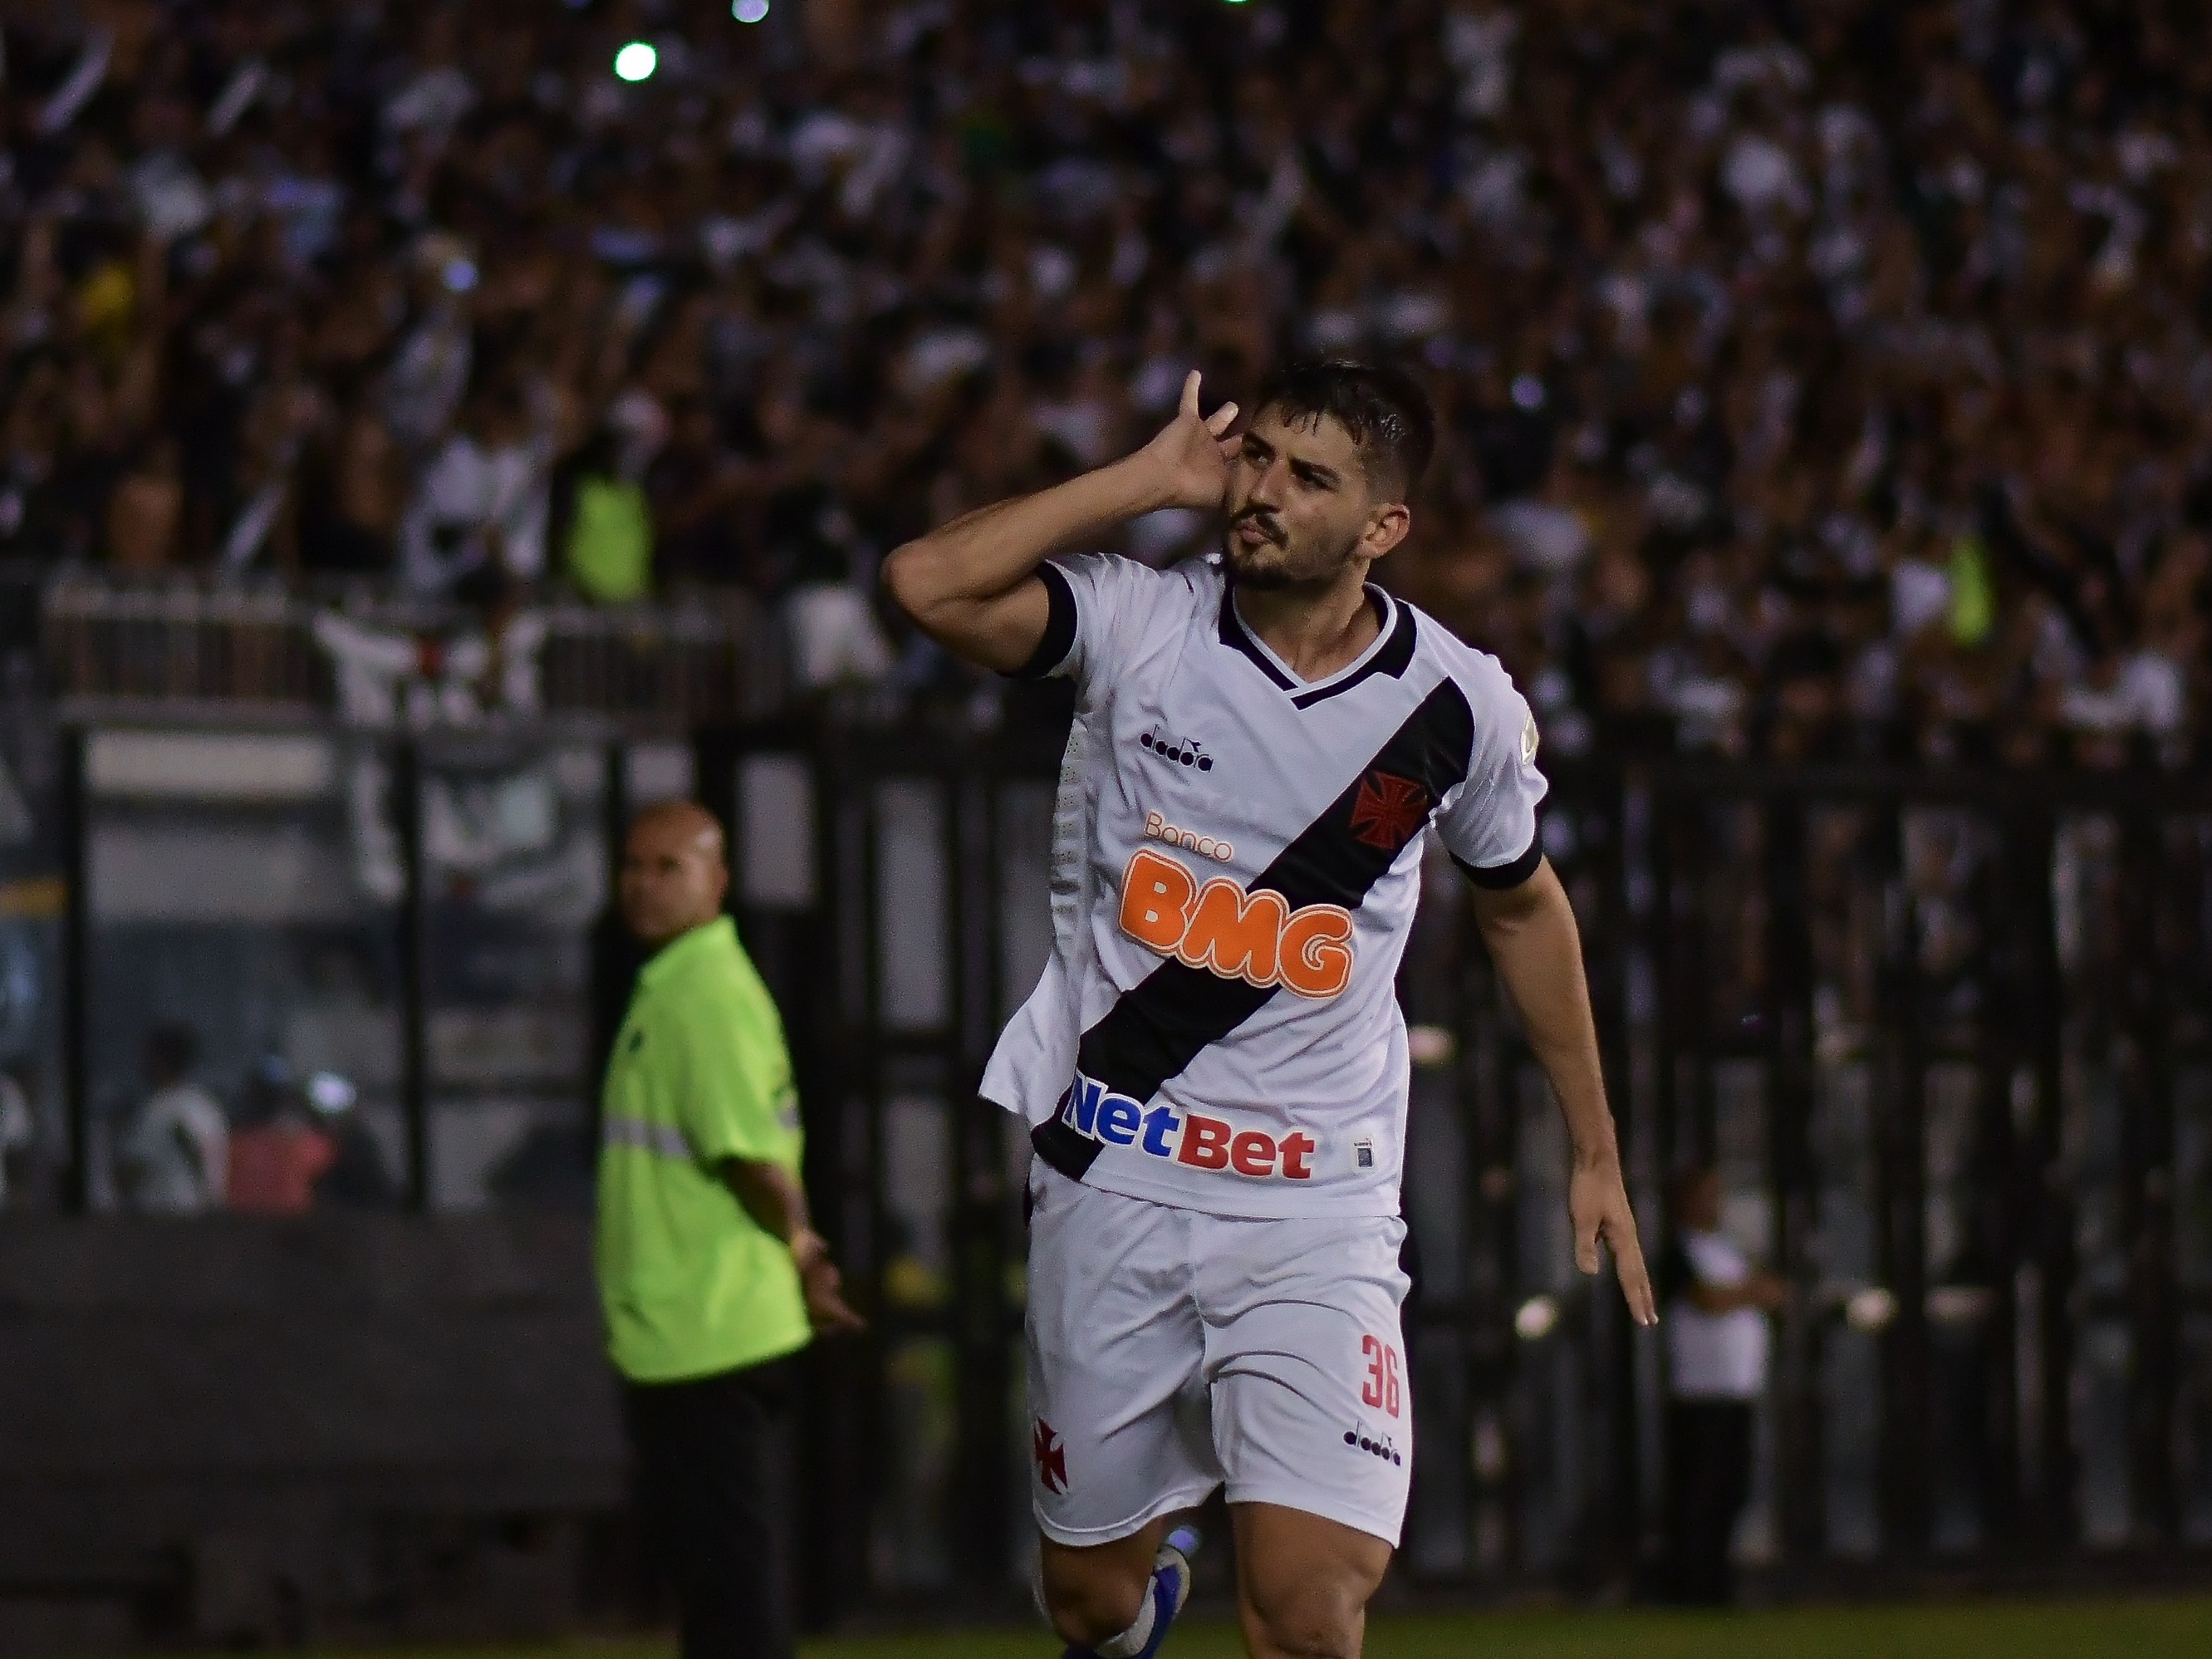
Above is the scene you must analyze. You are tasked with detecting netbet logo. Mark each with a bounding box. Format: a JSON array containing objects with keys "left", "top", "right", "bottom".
[
  {"left": 1058, "top": 1072, "right": 1316, "bottom": 1180},
  {"left": 1118, "top": 848, "right": 1354, "bottom": 998}
]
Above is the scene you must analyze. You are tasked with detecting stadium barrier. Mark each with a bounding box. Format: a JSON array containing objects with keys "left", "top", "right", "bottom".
[
  {"left": 37, "top": 570, "right": 773, "bottom": 728},
  {"left": 0, "top": 683, "right": 2208, "bottom": 1646},
  {"left": 700, "top": 701, "right": 2212, "bottom": 1607}
]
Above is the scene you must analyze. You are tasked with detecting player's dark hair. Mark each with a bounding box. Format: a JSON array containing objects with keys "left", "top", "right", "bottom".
[{"left": 1253, "top": 358, "right": 1437, "bottom": 499}]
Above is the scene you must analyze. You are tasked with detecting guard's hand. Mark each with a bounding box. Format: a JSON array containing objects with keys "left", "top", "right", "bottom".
[
  {"left": 1135, "top": 371, "right": 1240, "bottom": 512},
  {"left": 799, "top": 1253, "right": 867, "bottom": 1336},
  {"left": 1571, "top": 1153, "right": 1657, "bottom": 1326}
]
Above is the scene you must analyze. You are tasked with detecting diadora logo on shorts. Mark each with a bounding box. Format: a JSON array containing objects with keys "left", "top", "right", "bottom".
[
  {"left": 1118, "top": 848, "right": 1355, "bottom": 999},
  {"left": 1342, "top": 1425, "right": 1404, "bottom": 1467},
  {"left": 1056, "top": 1072, "right": 1317, "bottom": 1180},
  {"left": 1136, "top": 725, "right": 1214, "bottom": 770}
]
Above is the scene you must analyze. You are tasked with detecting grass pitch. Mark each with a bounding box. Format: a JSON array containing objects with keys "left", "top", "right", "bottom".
[
  {"left": 409, "top": 1598, "right": 2212, "bottom": 1659},
  {"left": 784, "top": 1597, "right": 2212, "bottom": 1658}
]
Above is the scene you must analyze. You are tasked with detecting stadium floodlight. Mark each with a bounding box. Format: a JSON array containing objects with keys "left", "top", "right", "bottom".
[
  {"left": 614, "top": 41, "right": 658, "bottom": 81},
  {"left": 733, "top": 0, "right": 770, "bottom": 20}
]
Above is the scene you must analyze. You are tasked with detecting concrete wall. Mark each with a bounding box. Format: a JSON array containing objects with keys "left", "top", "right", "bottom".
[{"left": 0, "top": 1213, "right": 625, "bottom": 1652}]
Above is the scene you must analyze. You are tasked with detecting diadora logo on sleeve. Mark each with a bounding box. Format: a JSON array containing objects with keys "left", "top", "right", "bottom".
[
  {"left": 1118, "top": 847, "right": 1354, "bottom": 998},
  {"left": 1057, "top": 1072, "right": 1317, "bottom": 1180}
]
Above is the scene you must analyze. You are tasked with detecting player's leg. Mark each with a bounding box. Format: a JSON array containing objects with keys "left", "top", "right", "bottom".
[
  {"left": 1230, "top": 1503, "right": 1390, "bottom": 1659},
  {"left": 1037, "top": 1521, "right": 1163, "bottom": 1648},
  {"left": 1199, "top": 1208, "right": 1412, "bottom": 1658},
  {"left": 1038, "top": 1519, "right": 1199, "bottom": 1655},
  {"left": 1026, "top": 1163, "right": 1219, "bottom": 1651}
]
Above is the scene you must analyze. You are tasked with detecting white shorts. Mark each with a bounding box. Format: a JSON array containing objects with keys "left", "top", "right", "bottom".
[{"left": 1024, "top": 1161, "right": 1413, "bottom": 1549}]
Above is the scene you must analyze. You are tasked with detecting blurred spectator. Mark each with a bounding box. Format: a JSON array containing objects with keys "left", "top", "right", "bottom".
[
  {"left": 117, "top": 1023, "right": 228, "bottom": 1215},
  {"left": 0, "top": 1067, "right": 34, "bottom": 1208},
  {"left": 226, "top": 1055, "right": 335, "bottom": 1215},
  {"left": 0, "top": 0, "right": 2205, "bottom": 758},
  {"left": 1659, "top": 1164, "right": 1787, "bottom": 1607},
  {"left": 104, "top": 434, "right": 182, "bottom": 570},
  {"left": 301, "top": 1069, "right": 400, "bottom": 1208},
  {"left": 398, "top": 376, "right": 551, "bottom": 597},
  {"left": 557, "top": 428, "right": 654, "bottom": 604},
  {"left": 298, "top": 404, "right": 405, "bottom": 575}
]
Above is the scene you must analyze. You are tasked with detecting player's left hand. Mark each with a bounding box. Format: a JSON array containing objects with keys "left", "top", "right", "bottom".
[
  {"left": 1571, "top": 1154, "right": 1657, "bottom": 1325},
  {"left": 1135, "top": 371, "right": 1241, "bottom": 513}
]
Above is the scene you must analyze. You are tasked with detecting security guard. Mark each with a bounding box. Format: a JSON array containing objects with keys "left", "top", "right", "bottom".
[{"left": 596, "top": 800, "right": 861, "bottom": 1659}]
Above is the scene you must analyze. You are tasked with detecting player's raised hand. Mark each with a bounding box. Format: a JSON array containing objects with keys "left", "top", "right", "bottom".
[
  {"left": 1137, "top": 370, "right": 1240, "bottom": 512},
  {"left": 1571, "top": 1155, "right": 1658, "bottom": 1326}
]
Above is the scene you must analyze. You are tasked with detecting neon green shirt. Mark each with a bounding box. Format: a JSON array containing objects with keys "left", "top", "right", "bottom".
[
  {"left": 566, "top": 476, "right": 653, "bottom": 604},
  {"left": 595, "top": 916, "right": 811, "bottom": 1382}
]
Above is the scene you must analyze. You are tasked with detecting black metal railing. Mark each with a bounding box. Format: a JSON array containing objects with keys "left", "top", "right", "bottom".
[
  {"left": 4, "top": 680, "right": 2211, "bottom": 1626},
  {"left": 699, "top": 709, "right": 2212, "bottom": 1608},
  {"left": 34, "top": 572, "right": 768, "bottom": 727}
]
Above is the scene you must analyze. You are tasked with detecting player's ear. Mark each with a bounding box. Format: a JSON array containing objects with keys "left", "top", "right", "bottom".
[{"left": 1362, "top": 501, "right": 1412, "bottom": 562}]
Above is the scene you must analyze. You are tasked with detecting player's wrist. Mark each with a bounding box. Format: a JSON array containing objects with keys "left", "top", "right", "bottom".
[
  {"left": 1103, "top": 449, "right": 1177, "bottom": 518},
  {"left": 788, "top": 1227, "right": 830, "bottom": 1271},
  {"left": 1570, "top": 1138, "right": 1623, "bottom": 1173}
]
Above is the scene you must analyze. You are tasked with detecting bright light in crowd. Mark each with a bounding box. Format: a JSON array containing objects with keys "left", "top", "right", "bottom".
[
  {"left": 614, "top": 42, "right": 659, "bottom": 81},
  {"left": 733, "top": 0, "right": 770, "bottom": 21},
  {"left": 1513, "top": 1294, "right": 1561, "bottom": 1342}
]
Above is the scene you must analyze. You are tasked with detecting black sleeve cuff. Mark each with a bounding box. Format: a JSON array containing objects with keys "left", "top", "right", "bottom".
[
  {"left": 1005, "top": 563, "right": 1077, "bottom": 680},
  {"left": 1454, "top": 836, "right": 1543, "bottom": 891}
]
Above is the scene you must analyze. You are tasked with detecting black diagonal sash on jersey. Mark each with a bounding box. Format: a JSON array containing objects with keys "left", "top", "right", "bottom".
[{"left": 1033, "top": 679, "right": 1478, "bottom": 1181}]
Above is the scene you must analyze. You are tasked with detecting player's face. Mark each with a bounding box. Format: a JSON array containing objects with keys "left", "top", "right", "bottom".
[
  {"left": 1221, "top": 410, "right": 1398, "bottom": 590},
  {"left": 620, "top": 817, "right": 728, "bottom": 946}
]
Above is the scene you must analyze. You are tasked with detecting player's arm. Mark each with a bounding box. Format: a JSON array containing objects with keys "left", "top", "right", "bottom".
[
  {"left": 1469, "top": 859, "right": 1658, "bottom": 1326},
  {"left": 880, "top": 371, "right": 1238, "bottom": 673}
]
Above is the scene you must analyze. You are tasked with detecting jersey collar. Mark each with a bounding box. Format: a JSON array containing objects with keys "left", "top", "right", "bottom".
[
  {"left": 637, "top": 915, "right": 738, "bottom": 989},
  {"left": 1219, "top": 581, "right": 1418, "bottom": 709}
]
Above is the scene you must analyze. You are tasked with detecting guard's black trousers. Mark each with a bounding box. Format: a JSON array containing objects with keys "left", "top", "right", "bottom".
[
  {"left": 624, "top": 1358, "right": 797, "bottom": 1659},
  {"left": 1662, "top": 1398, "right": 1755, "bottom": 1605}
]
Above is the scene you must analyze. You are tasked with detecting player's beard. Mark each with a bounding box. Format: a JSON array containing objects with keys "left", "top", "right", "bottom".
[{"left": 1222, "top": 509, "right": 1363, "bottom": 591}]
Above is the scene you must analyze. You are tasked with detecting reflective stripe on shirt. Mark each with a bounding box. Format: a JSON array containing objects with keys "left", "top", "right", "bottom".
[{"left": 603, "top": 1116, "right": 696, "bottom": 1162}]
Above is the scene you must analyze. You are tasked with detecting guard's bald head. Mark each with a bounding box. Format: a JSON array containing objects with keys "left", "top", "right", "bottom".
[
  {"left": 620, "top": 799, "right": 729, "bottom": 946},
  {"left": 630, "top": 798, "right": 725, "bottom": 859}
]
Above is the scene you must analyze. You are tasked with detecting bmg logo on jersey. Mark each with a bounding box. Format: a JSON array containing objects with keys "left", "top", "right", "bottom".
[
  {"left": 1057, "top": 1072, "right": 1317, "bottom": 1180},
  {"left": 1118, "top": 847, "right": 1355, "bottom": 998}
]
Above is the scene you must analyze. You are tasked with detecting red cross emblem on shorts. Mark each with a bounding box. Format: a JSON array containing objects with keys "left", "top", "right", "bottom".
[
  {"left": 1032, "top": 1419, "right": 1068, "bottom": 1495},
  {"left": 1349, "top": 771, "right": 1430, "bottom": 852}
]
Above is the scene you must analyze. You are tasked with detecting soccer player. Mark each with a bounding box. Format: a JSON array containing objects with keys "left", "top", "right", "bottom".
[{"left": 883, "top": 361, "right": 1655, "bottom": 1659}]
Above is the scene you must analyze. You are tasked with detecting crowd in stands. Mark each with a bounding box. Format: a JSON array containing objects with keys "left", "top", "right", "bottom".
[{"left": 2, "top": 0, "right": 2209, "bottom": 761}]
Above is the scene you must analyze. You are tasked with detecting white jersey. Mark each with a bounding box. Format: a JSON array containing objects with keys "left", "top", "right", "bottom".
[{"left": 980, "top": 551, "right": 1548, "bottom": 1218}]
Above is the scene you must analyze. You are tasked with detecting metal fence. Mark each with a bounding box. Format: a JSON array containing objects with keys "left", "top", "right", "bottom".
[
  {"left": 36, "top": 574, "right": 768, "bottom": 727},
  {"left": 3, "top": 685, "right": 2210, "bottom": 1636},
  {"left": 702, "top": 704, "right": 2212, "bottom": 1607}
]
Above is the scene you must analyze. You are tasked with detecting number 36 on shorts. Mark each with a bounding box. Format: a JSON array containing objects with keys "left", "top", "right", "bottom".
[{"left": 1361, "top": 1334, "right": 1402, "bottom": 1417}]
